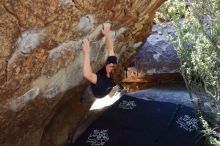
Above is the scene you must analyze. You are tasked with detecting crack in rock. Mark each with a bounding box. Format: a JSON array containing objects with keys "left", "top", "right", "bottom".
[{"left": 2, "top": 3, "right": 22, "bottom": 28}]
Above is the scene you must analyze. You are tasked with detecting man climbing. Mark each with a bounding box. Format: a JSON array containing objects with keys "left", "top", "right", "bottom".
[{"left": 81, "top": 23, "right": 121, "bottom": 103}]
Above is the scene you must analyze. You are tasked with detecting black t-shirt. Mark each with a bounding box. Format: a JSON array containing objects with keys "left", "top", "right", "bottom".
[{"left": 91, "top": 66, "right": 116, "bottom": 98}]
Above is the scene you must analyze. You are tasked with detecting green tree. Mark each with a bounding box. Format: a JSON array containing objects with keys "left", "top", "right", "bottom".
[
  {"left": 155, "top": 0, "right": 220, "bottom": 145},
  {"left": 156, "top": 0, "right": 219, "bottom": 108}
]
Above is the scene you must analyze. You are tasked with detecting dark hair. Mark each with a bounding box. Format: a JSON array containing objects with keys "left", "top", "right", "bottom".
[{"left": 106, "top": 56, "right": 117, "bottom": 65}]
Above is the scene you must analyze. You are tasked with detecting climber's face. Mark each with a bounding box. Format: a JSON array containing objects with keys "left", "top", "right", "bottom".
[{"left": 106, "top": 63, "right": 117, "bottom": 78}]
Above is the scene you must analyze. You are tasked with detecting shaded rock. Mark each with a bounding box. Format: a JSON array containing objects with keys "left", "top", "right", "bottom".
[
  {"left": 122, "top": 23, "right": 181, "bottom": 91},
  {"left": 122, "top": 73, "right": 184, "bottom": 91},
  {"left": 9, "top": 88, "right": 40, "bottom": 112},
  {"left": 136, "top": 41, "right": 180, "bottom": 75},
  {"left": 128, "top": 84, "right": 194, "bottom": 108},
  {"left": 136, "top": 23, "right": 180, "bottom": 75}
]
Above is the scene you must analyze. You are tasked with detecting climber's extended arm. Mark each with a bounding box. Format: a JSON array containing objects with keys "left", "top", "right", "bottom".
[
  {"left": 102, "top": 23, "right": 115, "bottom": 56},
  {"left": 82, "top": 39, "right": 97, "bottom": 84}
]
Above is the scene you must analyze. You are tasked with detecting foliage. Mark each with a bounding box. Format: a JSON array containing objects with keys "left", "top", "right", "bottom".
[
  {"left": 200, "top": 115, "right": 220, "bottom": 146},
  {"left": 155, "top": 0, "right": 220, "bottom": 107},
  {"left": 155, "top": 0, "right": 220, "bottom": 145}
]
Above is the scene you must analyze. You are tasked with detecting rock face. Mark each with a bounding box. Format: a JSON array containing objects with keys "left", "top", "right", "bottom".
[
  {"left": 0, "top": 0, "right": 165, "bottom": 146},
  {"left": 122, "top": 23, "right": 181, "bottom": 91},
  {"left": 136, "top": 22, "right": 180, "bottom": 75}
]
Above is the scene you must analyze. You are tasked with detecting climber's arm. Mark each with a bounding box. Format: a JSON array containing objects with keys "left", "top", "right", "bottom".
[
  {"left": 82, "top": 39, "right": 97, "bottom": 84},
  {"left": 102, "top": 23, "right": 115, "bottom": 56}
]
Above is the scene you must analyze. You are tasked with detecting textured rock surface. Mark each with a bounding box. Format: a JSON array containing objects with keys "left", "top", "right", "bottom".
[
  {"left": 0, "top": 0, "right": 165, "bottom": 146},
  {"left": 122, "top": 23, "right": 181, "bottom": 91},
  {"left": 136, "top": 23, "right": 180, "bottom": 75}
]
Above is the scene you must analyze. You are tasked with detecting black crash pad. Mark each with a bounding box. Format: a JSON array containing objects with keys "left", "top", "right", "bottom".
[{"left": 73, "top": 95, "right": 204, "bottom": 146}]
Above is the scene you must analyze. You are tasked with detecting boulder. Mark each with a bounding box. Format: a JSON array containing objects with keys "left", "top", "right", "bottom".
[
  {"left": 0, "top": 0, "right": 165, "bottom": 146},
  {"left": 136, "top": 22, "right": 180, "bottom": 76},
  {"left": 123, "top": 22, "right": 182, "bottom": 91}
]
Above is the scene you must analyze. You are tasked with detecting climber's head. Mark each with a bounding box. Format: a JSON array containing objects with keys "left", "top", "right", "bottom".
[
  {"left": 106, "top": 57, "right": 124, "bottom": 85},
  {"left": 109, "top": 64, "right": 124, "bottom": 85},
  {"left": 105, "top": 56, "right": 117, "bottom": 78}
]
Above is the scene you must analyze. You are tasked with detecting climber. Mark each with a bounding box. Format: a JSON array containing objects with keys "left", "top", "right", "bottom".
[{"left": 81, "top": 23, "right": 122, "bottom": 103}]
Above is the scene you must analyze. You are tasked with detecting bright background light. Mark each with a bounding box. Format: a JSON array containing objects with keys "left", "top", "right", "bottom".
[{"left": 89, "top": 92, "right": 121, "bottom": 110}]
